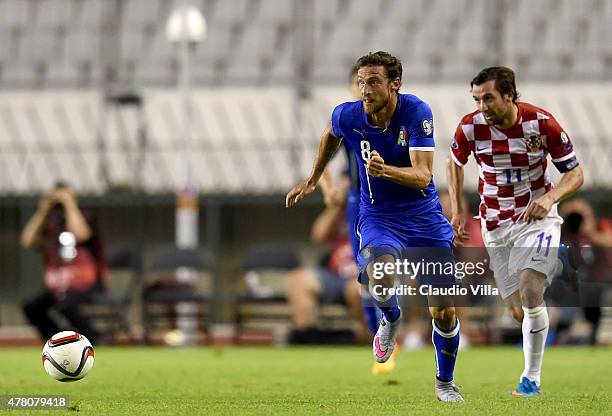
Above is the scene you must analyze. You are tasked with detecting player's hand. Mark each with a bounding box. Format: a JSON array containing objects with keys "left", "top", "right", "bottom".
[
  {"left": 523, "top": 193, "right": 555, "bottom": 223},
  {"left": 286, "top": 180, "right": 316, "bottom": 208},
  {"left": 366, "top": 150, "right": 385, "bottom": 177},
  {"left": 450, "top": 213, "right": 470, "bottom": 246}
]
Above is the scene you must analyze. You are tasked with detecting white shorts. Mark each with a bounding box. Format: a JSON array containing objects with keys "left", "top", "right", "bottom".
[{"left": 482, "top": 205, "right": 563, "bottom": 300}]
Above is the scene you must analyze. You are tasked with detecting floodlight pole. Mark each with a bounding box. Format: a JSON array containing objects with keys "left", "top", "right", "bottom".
[
  {"left": 175, "top": 10, "right": 197, "bottom": 251},
  {"left": 166, "top": 1, "right": 206, "bottom": 346}
]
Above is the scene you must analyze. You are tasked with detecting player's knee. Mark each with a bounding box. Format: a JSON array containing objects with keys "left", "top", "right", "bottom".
[
  {"left": 366, "top": 254, "right": 396, "bottom": 280},
  {"left": 519, "top": 283, "right": 544, "bottom": 308},
  {"left": 367, "top": 255, "right": 396, "bottom": 303},
  {"left": 430, "top": 306, "right": 456, "bottom": 328}
]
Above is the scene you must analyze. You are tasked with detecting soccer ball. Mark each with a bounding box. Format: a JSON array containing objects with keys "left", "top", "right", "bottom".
[{"left": 42, "top": 331, "right": 94, "bottom": 382}]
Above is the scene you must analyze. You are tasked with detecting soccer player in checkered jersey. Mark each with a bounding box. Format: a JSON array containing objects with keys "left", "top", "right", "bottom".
[{"left": 447, "top": 67, "right": 584, "bottom": 397}]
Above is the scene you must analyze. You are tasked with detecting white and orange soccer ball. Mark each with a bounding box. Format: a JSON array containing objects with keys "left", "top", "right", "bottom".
[{"left": 42, "top": 331, "right": 94, "bottom": 382}]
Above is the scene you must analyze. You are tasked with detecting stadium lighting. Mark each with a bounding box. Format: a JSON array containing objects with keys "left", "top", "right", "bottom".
[
  {"left": 165, "top": 2, "right": 207, "bottom": 346},
  {"left": 165, "top": 5, "right": 207, "bottom": 45}
]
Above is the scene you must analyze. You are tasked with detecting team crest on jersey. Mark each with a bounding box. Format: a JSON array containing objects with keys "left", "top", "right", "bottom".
[
  {"left": 525, "top": 134, "right": 542, "bottom": 152},
  {"left": 397, "top": 126, "right": 409, "bottom": 146},
  {"left": 422, "top": 119, "right": 433, "bottom": 135},
  {"left": 361, "top": 247, "right": 372, "bottom": 259}
]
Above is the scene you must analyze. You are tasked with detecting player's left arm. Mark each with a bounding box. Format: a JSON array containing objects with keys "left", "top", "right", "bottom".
[
  {"left": 524, "top": 118, "right": 585, "bottom": 222},
  {"left": 366, "top": 149, "right": 432, "bottom": 189},
  {"left": 524, "top": 165, "right": 584, "bottom": 223},
  {"left": 366, "top": 101, "right": 435, "bottom": 189}
]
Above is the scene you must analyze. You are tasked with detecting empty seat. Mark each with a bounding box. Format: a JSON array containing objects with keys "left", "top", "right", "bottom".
[
  {"left": 0, "top": 0, "right": 32, "bottom": 30},
  {"left": 73, "top": 0, "right": 108, "bottom": 30},
  {"left": 34, "top": 0, "right": 75, "bottom": 29},
  {"left": 233, "top": 244, "right": 300, "bottom": 342},
  {"left": 258, "top": 0, "right": 292, "bottom": 24},
  {"left": 142, "top": 245, "right": 216, "bottom": 344},
  {"left": 209, "top": 0, "right": 250, "bottom": 24},
  {"left": 83, "top": 243, "right": 144, "bottom": 343},
  {"left": 64, "top": 30, "right": 100, "bottom": 64},
  {"left": 122, "top": 0, "right": 161, "bottom": 28}
]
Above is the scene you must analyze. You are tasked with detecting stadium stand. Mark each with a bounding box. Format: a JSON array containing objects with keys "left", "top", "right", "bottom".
[
  {"left": 1, "top": 84, "right": 611, "bottom": 194},
  {"left": 0, "top": 0, "right": 610, "bottom": 88},
  {"left": 0, "top": 0, "right": 610, "bottom": 194}
]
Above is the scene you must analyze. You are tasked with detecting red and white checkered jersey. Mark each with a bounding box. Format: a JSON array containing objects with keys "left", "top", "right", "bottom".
[{"left": 450, "top": 102, "right": 578, "bottom": 231}]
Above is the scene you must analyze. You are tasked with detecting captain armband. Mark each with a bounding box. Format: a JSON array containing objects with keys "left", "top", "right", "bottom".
[{"left": 552, "top": 155, "right": 579, "bottom": 173}]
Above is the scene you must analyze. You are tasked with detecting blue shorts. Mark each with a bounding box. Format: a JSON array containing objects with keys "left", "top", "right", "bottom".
[{"left": 356, "top": 209, "right": 457, "bottom": 287}]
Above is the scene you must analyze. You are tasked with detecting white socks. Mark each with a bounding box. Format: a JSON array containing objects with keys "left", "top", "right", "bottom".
[{"left": 521, "top": 303, "right": 549, "bottom": 386}]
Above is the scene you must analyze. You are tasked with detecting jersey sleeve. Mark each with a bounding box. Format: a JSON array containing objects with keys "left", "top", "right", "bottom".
[
  {"left": 545, "top": 116, "right": 579, "bottom": 173},
  {"left": 450, "top": 122, "right": 471, "bottom": 166},
  {"left": 331, "top": 104, "right": 346, "bottom": 139},
  {"left": 406, "top": 101, "right": 435, "bottom": 151}
]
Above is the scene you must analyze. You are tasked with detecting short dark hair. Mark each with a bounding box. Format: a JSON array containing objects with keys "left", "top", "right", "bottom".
[
  {"left": 355, "top": 51, "right": 402, "bottom": 82},
  {"left": 471, "top": 66, "right": 520, "bottom": 102}
]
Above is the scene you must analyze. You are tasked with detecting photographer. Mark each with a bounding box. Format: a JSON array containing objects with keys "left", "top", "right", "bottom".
[
  {"left": 555, "top": 198, "right": 612, "bottom": 344},
  {"left": 21, "top": 182, "right": 105, "bottom": 343}
]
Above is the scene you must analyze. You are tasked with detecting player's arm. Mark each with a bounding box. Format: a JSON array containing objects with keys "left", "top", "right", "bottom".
[
  {"left": 366, "top": 149, "right": 432, "bottom": 189},
  {"left": 446, "top": 156, "right": 469, "bottom": 242},
  {"left": 524, "top": 165, "right": 584, "bottom": 223},
  {"left": 368, "top": 101, "right": 439, "bottom": 189},
  {"left": 446, "top": 122, "right": 472, "bottom": 240},
  {"left": 286, "top": 123, "right": 343, "bottom": 207},
  {"left": 524, "top": 118, "right": 584, "bottom": 222}
]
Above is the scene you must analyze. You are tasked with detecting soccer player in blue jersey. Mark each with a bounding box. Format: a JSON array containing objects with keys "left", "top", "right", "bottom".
[
  {"left": 320, "top": 65, "right": 392, "bottom": 375},
  {"left": 286, "top": 51, "right": 464, "bottom": 402}
]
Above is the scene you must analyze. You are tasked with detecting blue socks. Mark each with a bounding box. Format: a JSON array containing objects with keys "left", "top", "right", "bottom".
[
  {"left": 380, "top": 305, "right": 401, "bottom": 322},
  {"left": 363, "top": 306, "right": 382, "bottom": 336},
  {"left": 432, "top": 319, "right": 460, "bottom": 382}
]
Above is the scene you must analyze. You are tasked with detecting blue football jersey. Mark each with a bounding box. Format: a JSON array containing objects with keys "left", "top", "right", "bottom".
[{"left": 331, "top": 93, "right": 441, "bottom": 216}]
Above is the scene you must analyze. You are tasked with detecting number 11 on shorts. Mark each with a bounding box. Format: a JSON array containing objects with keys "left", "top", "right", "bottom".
[{"left": 536, "top": 232, "right": 552, "bottom": 256}]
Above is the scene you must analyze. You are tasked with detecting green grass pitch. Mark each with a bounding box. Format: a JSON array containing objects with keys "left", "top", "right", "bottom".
[{"left": 1, "top": 346, "right": 610, "bottom": 415}]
